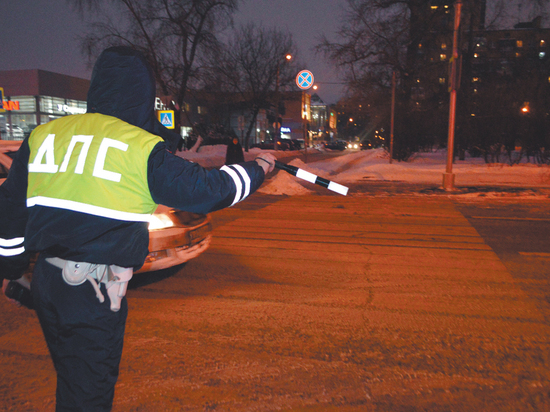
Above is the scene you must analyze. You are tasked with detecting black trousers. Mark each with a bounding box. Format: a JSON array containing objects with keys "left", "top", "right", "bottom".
[{"left": 32, "top": 254, "right": 128, "bottom": 412}]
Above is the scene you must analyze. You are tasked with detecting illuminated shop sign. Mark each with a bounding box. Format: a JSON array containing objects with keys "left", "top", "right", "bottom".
[
  {"left": 3, "top": 101, "right": 20, "bottom": 110},
  {"left": 57, "top": 104, "right": 86, "bottom": 114},
  {"left": 281, "top": 127, "right": 291, "bottom": 133},
  {"left": 0, "top": 88, "right": 20, "bottom": 111}
]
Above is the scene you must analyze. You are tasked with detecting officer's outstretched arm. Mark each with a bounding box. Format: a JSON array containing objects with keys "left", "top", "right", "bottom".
[{"left": 147, "top": 142, "right": 268, "bottom": 214}]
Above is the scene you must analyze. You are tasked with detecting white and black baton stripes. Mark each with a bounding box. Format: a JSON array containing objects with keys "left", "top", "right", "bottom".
[{"left": 274, "top": 161, "right": 349, "bottom": 196}]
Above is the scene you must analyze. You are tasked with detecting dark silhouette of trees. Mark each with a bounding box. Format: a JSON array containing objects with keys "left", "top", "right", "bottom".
[
  {"left": 202, "top": 23, "right": 297, "bottom": 150},
  {"left": 318, "top": 0, "right": 550, "bottom": 162},
  {"left": 67, "top": 0, "right": 239, "bottom": 117}
]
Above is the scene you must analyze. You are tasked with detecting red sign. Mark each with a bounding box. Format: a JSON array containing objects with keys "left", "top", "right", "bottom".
[{"left": 3, "top": 101, "right": 19, "bottom": 111}]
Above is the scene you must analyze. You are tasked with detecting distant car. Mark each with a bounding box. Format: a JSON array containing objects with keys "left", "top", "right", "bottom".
[
  {"left": 287, "top": 139, "right": 303, "bottom": 150},
  {"left": 4, "top": 125, "right": 25, "bottom": 140},
  {"left": 324, "top": 140, "right": 347, "bottom": 151},
  {"left": 0, "top": 140, "right": 211, "bottom": 273},
  {"left": 252, "top": 139, "right": 290, "bottom": 150},
  {"left": 347, "top": 142, "right": 360, "bottom": 150}
]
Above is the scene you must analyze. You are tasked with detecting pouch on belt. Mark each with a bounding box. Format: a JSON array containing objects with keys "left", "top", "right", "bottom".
[{"left": 46, "top": 257, "right": 133, "bottom": 312}]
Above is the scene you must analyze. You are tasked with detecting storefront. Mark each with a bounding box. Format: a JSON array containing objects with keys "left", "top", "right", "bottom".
[{"left": 0, "top": 69, "right": 89, "bottom": 140}]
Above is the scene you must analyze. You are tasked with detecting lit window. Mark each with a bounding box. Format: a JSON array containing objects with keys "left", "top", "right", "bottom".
[
  {"left": 472, "top": 77, "right": 480, "bottom": 82},
  {"left": 431, "top": 5, "right": 438, "bottom": 9},
  {"left": 439, "top": 77, "right": 446, "bottom": 84},
  {"left": 541, "top": 40, "right": 546, "bottom": 47},
  {"left": 516, "top": 52, "right": 521, "bottom": 58},
  {"left": 517, "top": 40, "right": 523, "bottom": 48},
  {"left": 440, "top": 54, "right": 447, "bottom": 61},
  {"left": 441, "top": 43, "right": 447, "bottom": 50},
  {"left": 540, "top": 52, "right": 546, "bottom": 59},
  {"left": 418, "top": 43, "right": 423, "bottom": 49},
  {"left": 474, "top": 53, "right": 479, "bottom": 58}
]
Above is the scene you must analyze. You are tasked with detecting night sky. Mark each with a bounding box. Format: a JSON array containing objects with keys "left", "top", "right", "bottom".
[{"left": 0, "top": 0, "right": 347, "bottom": 104}]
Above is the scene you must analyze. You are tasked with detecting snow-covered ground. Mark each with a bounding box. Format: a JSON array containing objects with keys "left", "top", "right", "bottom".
[{"left": 178, "top": 145, "right": 550, "bottom": 197}]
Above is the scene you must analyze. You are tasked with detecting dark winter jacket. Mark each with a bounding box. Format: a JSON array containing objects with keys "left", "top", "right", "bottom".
[{"left": 0, "top": 47, "right": 266, "bottom": 279}]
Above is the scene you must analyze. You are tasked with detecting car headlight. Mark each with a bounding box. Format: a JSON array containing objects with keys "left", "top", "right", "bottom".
[
  {"left": 149, "top": 213, "right": 175, "bottom": 230},
  {"left": 347, "top": 143, "right": 352, "bottom": 149},
  {"left": 354, "top": 144, "right": 358, "bottom": 149}
]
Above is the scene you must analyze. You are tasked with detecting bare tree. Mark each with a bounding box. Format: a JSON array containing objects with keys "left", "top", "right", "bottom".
[
  {"left": 319, "top": 0, "right": 548, "bottom": 91},
  {"left": 203, "top": 22, "right": 297, "bottom": 150},
  {"left": 67, "top": 0, "right": 239, "bottom": 115},
  {"left": 318, "top": 1, "right": 549, "bottom": 155}
]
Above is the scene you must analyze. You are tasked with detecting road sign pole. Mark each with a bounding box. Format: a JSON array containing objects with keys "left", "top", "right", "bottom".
[{"left": 295, "top": 70, "right": 314, "bottom": 162}]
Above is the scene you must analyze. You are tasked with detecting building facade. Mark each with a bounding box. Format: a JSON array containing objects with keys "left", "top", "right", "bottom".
[
  {"left": 0, "top": 70, "right": 89, "bottom": 140},
  {"left": 310, "top": 93, "right": 337, "bottom": 143}
]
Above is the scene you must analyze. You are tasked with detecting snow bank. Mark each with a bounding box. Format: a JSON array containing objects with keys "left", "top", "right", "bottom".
[{"left": 176, "top": 145, "right": 550, "bottom": 196}]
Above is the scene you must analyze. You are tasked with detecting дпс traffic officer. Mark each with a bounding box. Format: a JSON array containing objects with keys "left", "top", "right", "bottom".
[{"left": 0, "top": 46, "right": 276, "bottom": 411}]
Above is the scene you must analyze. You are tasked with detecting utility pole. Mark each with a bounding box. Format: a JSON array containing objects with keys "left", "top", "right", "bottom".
[
  {"left": 390, "top": 71, "right": 396, "bottom": 164},
  {"left": 274, "top": 65, "right": 280, "bottom": 151},
  {"left": 443, "top": 0, "right": 462, "bottom": 191}
]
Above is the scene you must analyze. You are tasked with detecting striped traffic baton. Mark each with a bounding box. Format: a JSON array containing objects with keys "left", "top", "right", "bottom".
[{"left": 274, "top": 160, "right": 349, "bottom": 196}]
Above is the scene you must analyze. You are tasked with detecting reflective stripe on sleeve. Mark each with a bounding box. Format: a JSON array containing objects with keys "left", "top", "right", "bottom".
[
  {"left": 232, "top": 164, "right": 251, "bottom": 200},
  {"left": 27, "top": 196, "right": 152, "bottom": 222},
  {"left": 0, "top": 237, "right": 24, "bottom": 247},
  {"left": 220, "top": 165, "right": 243, "bottom": 206},
  {"left": 0, "top": 246, "right": 25, "bottom": 257},
  {"left": 0, "top": 237, "right": 25, "bottom": 257}
]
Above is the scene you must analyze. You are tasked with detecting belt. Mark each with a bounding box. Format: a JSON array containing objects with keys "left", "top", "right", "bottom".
[{"left": 46, "top": 257, "right": 133, "bottom": 312}]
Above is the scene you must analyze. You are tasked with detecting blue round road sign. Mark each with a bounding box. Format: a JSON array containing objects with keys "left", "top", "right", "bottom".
[{"left": 296, "top": 70, "right": 314, "bottom": 90}]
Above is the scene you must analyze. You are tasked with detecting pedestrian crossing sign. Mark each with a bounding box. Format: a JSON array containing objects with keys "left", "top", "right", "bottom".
[{"left": 158, "top": 110, "right": 175, "bottom": 129}]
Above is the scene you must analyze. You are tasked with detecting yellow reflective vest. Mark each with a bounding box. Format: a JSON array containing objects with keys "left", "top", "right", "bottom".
[{"left": 27, "top": 113, "right": 162, "bottom": 222}]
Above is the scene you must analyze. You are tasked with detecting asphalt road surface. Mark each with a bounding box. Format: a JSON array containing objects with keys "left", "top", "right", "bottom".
[
  {"left": 0, "top": 190, "right": 549, "bottom": 411},
  {"left": 456, "top": 199, "right": 550, "bottom": 325}
]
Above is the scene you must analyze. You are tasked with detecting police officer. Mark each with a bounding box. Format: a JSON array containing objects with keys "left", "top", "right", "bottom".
[{"left": 0, "top": 46, "right": 275, "bottom": 411}]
